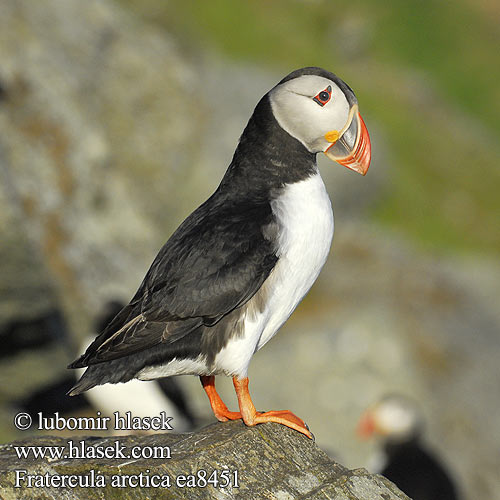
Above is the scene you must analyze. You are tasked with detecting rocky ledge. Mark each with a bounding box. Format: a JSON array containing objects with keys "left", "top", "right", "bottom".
[{"left": 0, "top": 420, "right": 409, "bottom": 499}]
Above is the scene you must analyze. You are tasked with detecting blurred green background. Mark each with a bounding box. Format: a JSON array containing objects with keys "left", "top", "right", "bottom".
[{"left": 121, "top": 0, "right": 500, "bottom": 255}]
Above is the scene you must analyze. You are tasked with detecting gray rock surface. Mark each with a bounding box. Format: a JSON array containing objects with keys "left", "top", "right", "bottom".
[
  {"left": 0, "top": 1, "right": 499, "bottom": 500},
  {"left": 0, "top": 421, "right": 410, "bottom": 500},
  {"left": 0, "top": 0, "right": 204, "bottom": 339}
]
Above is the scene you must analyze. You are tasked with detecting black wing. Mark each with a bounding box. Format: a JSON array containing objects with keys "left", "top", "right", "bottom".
[{"left": 69, "top": 197, "right": 278, "bottom": 367}]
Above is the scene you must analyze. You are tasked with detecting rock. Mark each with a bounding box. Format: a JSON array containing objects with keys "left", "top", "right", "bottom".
[
  {"left": 0, "top": 230, "right": 58, "bottom": 326},
  {"left": 0, "top": 0, "right": 204, "bottom": 340},
  {"left": 0, "top": 0, "right": 498, "bottom": 499},
  {"left": 0, "top": 421, "right": 409, "bottom": 499}
]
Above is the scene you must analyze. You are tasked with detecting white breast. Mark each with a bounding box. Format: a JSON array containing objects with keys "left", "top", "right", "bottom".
[
  {"left": 213, "top": 171, "right": 334, "bottom": 377},
  {"left": 257, "top": 171, "right": 334, "bottom": 348}
]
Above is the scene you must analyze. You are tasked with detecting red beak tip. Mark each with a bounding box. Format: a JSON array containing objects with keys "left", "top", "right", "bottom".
[
  {"left": 324, "top": 111, "right": 371, "bottom": 175},
  {"left": 357, "top": 414, "right": 375, "bottom": 438}
]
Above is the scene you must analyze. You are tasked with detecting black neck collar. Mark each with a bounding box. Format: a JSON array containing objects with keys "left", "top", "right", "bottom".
[{"left": 218, "top": 95, "right": 317, "bottom": 201}]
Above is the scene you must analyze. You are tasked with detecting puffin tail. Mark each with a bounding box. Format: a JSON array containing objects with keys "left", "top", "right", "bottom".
[
  {"left": 67, "top": 371, "right": 97, "bottom": 396},
  {"left": 67, "top": 354, "right": 137, "bottom": 396}
]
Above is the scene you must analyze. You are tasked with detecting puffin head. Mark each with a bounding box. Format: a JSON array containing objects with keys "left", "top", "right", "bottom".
[
  {"left": 269, "top": 67, "right": 371, "bottom": 175},
  {"left": 357, "top": 394, "right": 424, "bottom": 444}
]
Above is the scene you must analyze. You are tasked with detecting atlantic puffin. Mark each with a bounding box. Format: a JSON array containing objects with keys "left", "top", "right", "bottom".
[
  {"left": 358, "top": 395, "right": 459, "bottom": 500},
  {"left": 68, "top": 67, "right": 371, "bottom": 439}
]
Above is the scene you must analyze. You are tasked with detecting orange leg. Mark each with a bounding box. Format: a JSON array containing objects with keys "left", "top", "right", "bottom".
[
  {"left": 200, "top": 376, "right": 241, "bottom": 422},
  {"left": 233, "top": 376, "right": 313, "bottom": 439}
]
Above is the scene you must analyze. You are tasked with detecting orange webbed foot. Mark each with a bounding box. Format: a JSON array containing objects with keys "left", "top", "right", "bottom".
[
  {"left": 251, "top": 409, "right": 313, "bottom": 439},
  {"left": 233, "top": 377, "right": 313, "bottom": 439}
]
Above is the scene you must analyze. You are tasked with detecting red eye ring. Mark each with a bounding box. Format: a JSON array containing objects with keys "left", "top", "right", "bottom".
[{"left": 313, "top": 85, "right": 332, "bottom": 106}]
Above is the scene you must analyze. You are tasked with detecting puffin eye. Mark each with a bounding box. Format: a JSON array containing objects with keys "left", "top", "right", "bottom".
[{"left": 313, "top": 85, "right": 332, "bottom": 106}]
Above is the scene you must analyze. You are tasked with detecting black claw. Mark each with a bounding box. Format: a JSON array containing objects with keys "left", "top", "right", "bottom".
[{"left": 304, "top": 422, "right": 315, "bottom": 441}]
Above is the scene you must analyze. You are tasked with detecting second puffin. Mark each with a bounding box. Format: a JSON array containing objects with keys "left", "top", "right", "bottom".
[{"left": 69, "top": 67, "right": 372, "bottom": 439}]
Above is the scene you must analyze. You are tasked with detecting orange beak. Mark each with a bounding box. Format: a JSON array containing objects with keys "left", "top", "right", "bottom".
[
  {"left": 324, "top": 107, "right": 371, "bottom": 176},
  {"left": 357, "top": 411, "right": 376, "bottom": 439}
]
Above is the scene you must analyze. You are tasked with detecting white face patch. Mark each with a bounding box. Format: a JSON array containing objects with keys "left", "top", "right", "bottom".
[
  {"left": 269, "top": 75, "right": 351, "bottom": 153},
  {"left": 374, "top": 396, "right": 422, "bottom": 441}
]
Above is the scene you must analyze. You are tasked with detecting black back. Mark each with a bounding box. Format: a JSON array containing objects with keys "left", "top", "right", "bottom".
[{"left": 382, "top": 439, "right": 459, "bottom": 500}]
